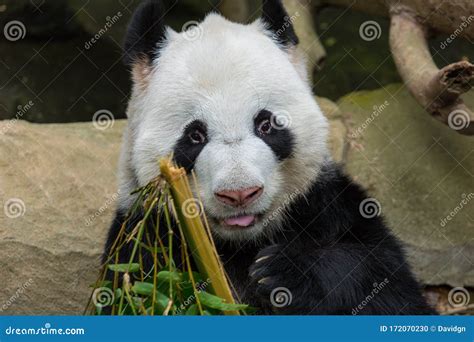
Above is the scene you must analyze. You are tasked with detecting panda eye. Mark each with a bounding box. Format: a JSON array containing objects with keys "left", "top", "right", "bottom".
[
  {"left": 188, "top": 129, "right": 207, "bottom": 145},
  {"left": 257, "top": 119, "right": 273, "bottom": 136}
]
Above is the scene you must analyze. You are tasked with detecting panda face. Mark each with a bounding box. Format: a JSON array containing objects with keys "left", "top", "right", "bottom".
[{"left": 121, "top": 9, "right": 329, "bottom": 242}]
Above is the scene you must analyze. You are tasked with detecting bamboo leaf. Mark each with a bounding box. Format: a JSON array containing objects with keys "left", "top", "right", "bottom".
[
  {"left": 132, "top": 281, "right": 173, "bottom": 313},
  {"left": 185, "top": 304, "right": 199, "bottom": 315},
  {"left": 157, "top": 271, "right": 182, "bottom": 284},
  {"left": 198, "top": 291, "right": 248, "bottom": 311},
  {"left": 108, "top": 263, "right": 140, "bottom": 273}
]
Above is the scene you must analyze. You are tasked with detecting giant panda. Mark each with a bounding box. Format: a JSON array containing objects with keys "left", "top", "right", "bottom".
[{"left": 104, "top": 0, "right": 435, "bottom": 315}]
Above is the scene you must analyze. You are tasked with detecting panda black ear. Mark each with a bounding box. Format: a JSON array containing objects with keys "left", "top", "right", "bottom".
[
  {"left": 123, "top": 0, "right": 167, "bottom": 66},
  {"left": 261, "top": 0, "right": 299, "bottom": 47}
]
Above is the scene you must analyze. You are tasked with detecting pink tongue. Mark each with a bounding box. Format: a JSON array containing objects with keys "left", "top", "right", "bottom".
[{"left": 224, "top": 215, "right": 255, "bottom": 227}]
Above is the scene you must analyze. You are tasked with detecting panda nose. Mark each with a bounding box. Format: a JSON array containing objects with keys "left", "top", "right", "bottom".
[{"left": 215, "top": 186, "right": 263, "bottom": 207}]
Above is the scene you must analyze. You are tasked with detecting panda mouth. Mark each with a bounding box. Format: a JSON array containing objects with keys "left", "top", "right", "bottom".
[
  {"left": 217, "top": 214, "right": 263, "bottom": 229},
  {"left": 223, "top": 215, "right": 256, "bottom": 227}
]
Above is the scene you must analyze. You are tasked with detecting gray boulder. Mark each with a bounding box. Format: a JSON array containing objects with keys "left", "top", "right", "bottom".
[{"left": 339, "top": 84, "right": 474, "bottom": 287}]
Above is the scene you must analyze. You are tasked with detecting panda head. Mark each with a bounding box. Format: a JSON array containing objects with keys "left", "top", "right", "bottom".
[{"left": 119, "top": 0, "right": 329, "bottom": 243}]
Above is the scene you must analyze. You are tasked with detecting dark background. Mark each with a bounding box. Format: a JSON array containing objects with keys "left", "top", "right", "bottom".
[{"left": 1, "top": 0, "right": 472, "bottom": 124}]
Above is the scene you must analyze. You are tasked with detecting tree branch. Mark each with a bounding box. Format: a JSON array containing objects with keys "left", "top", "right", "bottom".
[{"left": 389, "top": 5, "right": 474, "bottom": 134}]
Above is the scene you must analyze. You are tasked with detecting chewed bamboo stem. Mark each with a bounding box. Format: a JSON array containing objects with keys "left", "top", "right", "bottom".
[{"left": 159, "top": 158, "right": 239, "bottom": 315}]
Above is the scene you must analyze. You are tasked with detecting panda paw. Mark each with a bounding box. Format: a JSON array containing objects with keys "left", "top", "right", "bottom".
[{"left": 249, "top": 244, "right": 304, "bottom": 311}]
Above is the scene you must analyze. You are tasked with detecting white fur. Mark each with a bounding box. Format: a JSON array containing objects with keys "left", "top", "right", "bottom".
[{"left": 118, "top": 14, "right": 329, "bottom": 242}]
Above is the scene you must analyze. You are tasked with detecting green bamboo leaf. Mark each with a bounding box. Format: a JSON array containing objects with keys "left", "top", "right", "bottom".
[
  {"left": 132, "top": 282, "right": 173, "bottom": 313},
  {"left": 132, "top": 281, "right": 154, "bottom": 296},
  {"left": 198, "top": 291, "right": 248, "bottom": 311},
  {"left": 114, "top": 288, "right": 123, "bottom": 304},
  {"left": 157, "top": 271, "right": 182, "bottom": 284},
  {"left": 108, "top": 263, "right": 140, "bottom": 273},
  {"left": 185, "top": 304, "right": 199, "bottom": 315}
]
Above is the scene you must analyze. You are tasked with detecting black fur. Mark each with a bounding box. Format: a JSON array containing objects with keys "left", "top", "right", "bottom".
[
  {"left": 254, "top": 109, "right": 294, "bottom": 160},
  {"left": 174, "top": 120, "right": 209, "bottom": 172},
  {"left": 261, "top": 0, "right": 299, "bottom": 47},
  {"left": 123, "top": 0, "right": 168, "bottom": 66},
  {"left": 103, "top": 162, "right": 435, "bottom": 315}
]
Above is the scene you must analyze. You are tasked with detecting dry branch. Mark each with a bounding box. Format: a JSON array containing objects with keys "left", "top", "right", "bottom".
[{"left": 389, "top": 5, "right": 474, "bottom": 134}]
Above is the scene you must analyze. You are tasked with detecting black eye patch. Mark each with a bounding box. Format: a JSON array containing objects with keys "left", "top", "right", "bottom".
[
  {"left": 173, "top": 120, "right": 208, "bottom": 172},
  {"left": 254, "top": 110, "right": 294, "bottom": 161}
]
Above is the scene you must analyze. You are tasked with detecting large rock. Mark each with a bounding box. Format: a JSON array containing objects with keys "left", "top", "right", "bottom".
[
  {"left": 0, "top": 120, "right": 124, "bottom": 315},
  {"left": 339, "top": 84, "right": 474, "bottom": 287}
]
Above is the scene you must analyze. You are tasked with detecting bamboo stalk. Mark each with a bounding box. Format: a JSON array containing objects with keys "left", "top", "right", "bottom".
[{"left": 159, "top": 158, "right": 239, "bottom": 315}]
